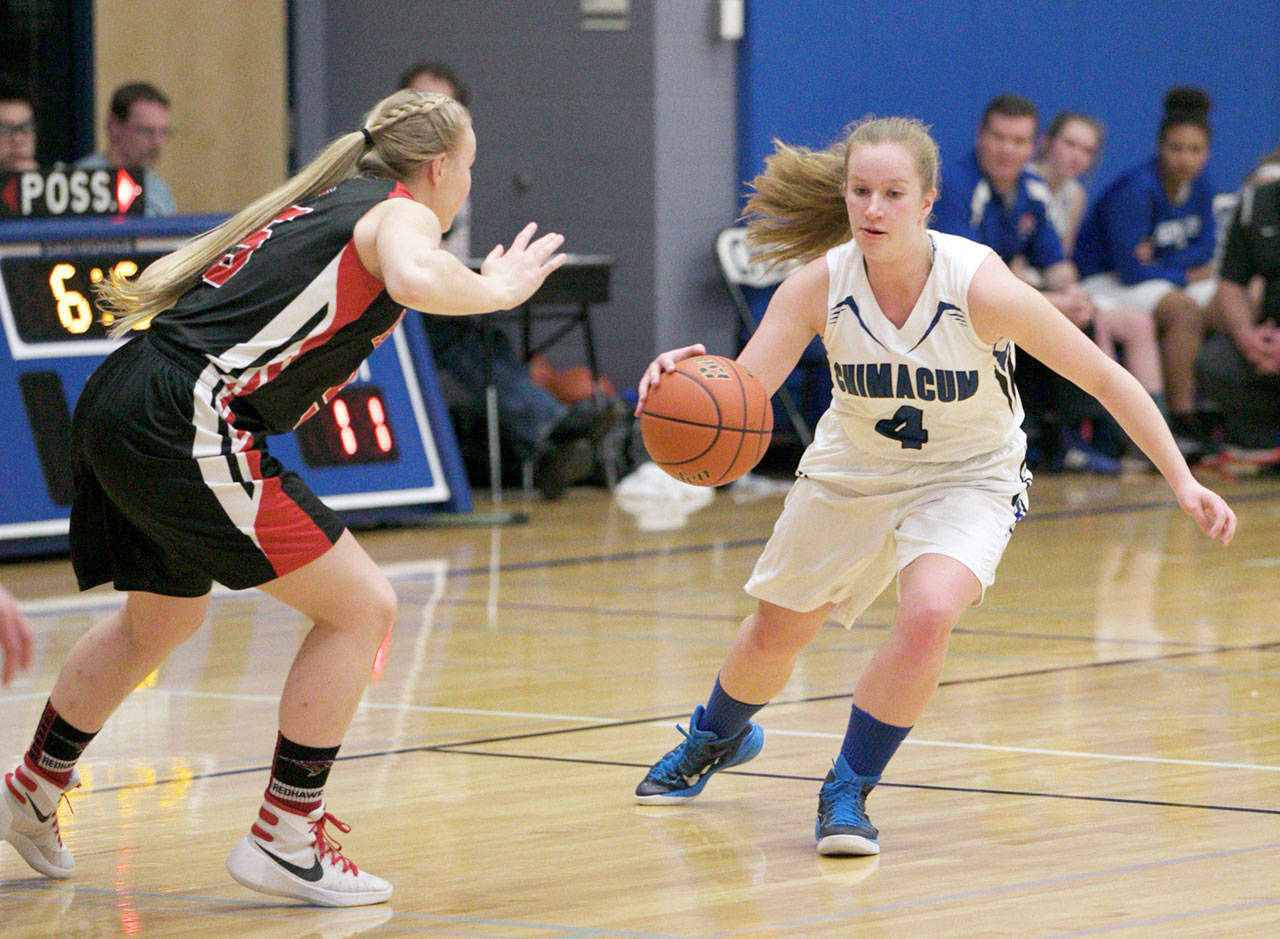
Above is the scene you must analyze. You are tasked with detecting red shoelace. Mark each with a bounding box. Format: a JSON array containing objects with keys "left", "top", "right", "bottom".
[{"left": 309, "top": 811, "right": 359, "bottom": 875}]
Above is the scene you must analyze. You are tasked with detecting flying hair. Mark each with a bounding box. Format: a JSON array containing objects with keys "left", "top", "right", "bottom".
[{"left": 742, "top": 115, "right": 939, "bottom": 267}]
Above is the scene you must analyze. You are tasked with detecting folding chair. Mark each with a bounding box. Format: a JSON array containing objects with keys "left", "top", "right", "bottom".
[{"left": 715, "top": 226, "right": 817, "bottom": 447}]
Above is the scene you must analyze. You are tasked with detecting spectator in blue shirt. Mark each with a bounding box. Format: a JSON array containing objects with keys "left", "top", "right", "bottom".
[
  {"left": 934, "top": 95, "right": 1115, "bottom": 472},
  {"left": 934, "top": 95, "right": 1094, "bottom": 325},
  {"left": 1075, "top": 87, "right": 1218, "bottom": 456},
  {"left": 74, "top": 82, "right": 177, "bottom": 217}
]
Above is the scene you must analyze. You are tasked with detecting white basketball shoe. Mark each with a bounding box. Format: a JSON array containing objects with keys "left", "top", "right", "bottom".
[
  {"left": 225, "top": 795, "right": 392, "bottom": 907},
  {"left": 1, "top": 762, "right": 80, "bottom": 878}
]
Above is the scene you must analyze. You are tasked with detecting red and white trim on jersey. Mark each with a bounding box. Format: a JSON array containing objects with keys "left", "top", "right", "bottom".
[{"left": 189, "top": 242, "right": 401, "bottom": 577}]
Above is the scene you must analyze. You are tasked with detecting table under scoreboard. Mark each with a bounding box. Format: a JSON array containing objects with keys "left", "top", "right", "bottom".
[{"left": 0, "top": 215, "right": 472, "bottom": 558}]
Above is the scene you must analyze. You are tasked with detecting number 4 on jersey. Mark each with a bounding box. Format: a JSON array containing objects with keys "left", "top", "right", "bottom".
[{"left": 875, "top": 405, "right": 929, "bottom": 449}]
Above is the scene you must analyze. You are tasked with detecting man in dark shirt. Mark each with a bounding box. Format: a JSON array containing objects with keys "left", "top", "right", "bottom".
[{"left": 1196, "top": 176, "right": 1280, "bottom": 464}]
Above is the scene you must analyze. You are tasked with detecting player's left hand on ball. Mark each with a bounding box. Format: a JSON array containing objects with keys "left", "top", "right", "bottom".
[
  {"left": 1177, "top": 482, "right": 1237, "bottom": 546},
  {"left": 635, "top": 343, "right": 706, "bottom": 416}
]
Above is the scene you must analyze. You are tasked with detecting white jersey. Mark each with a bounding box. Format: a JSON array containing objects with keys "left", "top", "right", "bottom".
[{"left": 798, "top": 231, "right": 1025, "bottom": 481}]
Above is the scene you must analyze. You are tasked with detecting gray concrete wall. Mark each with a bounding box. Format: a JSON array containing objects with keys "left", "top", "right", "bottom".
[
  {"left": 654, "top": 1, "right": 740, "bottom": 358},
  {"left": 290, "top": 0, "right": 739, "bottom": 388}
]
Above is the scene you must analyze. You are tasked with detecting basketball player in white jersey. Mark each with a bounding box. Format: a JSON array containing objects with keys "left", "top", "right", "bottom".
[{"left": 633, "top": 117, "right": 1235, "bottom": 857}]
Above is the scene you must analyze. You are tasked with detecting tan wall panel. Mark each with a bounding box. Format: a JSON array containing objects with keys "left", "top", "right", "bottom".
[{"left": 92, "top": 0, "right": 287, "bottom": 214}]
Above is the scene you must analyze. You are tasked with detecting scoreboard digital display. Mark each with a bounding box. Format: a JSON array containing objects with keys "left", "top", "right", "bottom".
[
  {"left": 0, "top": 167, "right": 147, "bottom": 219},
  {"left": 0, "top": 216, "right": 472, "bottom": 557}
]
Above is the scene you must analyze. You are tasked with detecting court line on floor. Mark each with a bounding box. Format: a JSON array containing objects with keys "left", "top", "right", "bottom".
[
  {"left": 18, "top": 585, "right": 1261, "bottom": 662},
  {"left": 11, "top": 634, "right": 1275, "bottom": 801},
  {"left": 141, "top": 687, "right": 623, "bottom": 725},
  {"left": 765, "top": 727, "right": 1280, "bottom": 773},
  {"left": 410, "top": 748, "right": 1280, "bottom": 818},
  {"left": 0, "top": 882, "right": 678, "bottom": 938},
  {"left": 39, "top": 683, "right": 1278, "bottom": 775},
  {"left": 14, "top": 481, "right": 1280, "bottom": 617},
  {"left": 1047, "top": 896, "right": 1280, "bottom": 937},
  {"left": 417, "top": 595, "right": 1238, "bottom": 651},
  {"left": 50, "top": 739, "right": 1280, "bottom": 821},
  {"left": 704, "top": 840, "right": 1280, "bottom": 936},
  {"left": 45, "top": 693, "right": 1280, "bottom": 819}
]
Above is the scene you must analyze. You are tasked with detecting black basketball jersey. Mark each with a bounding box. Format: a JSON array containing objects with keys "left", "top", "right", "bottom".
[
  {"left": 1221, "top": 179, "right": 1280, "bottom": 324},
  {"left": 148, "top": 176, "right": 411, "bottom": 434}
]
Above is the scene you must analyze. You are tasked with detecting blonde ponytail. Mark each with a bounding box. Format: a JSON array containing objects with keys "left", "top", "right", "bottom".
[{"left": 100, "top": 89, "right": 471, "bottom": 337}]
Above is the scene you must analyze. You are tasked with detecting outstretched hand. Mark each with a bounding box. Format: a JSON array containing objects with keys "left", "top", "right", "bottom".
[
  {"left": 0, "top": 585, "right": 33, "bottom": 686},
  {"left": 480, "top": 223, "right": 567, "bottom": 310},
  {"left": 635, "top": 343, "right": 706, "bottom": 416},
  {"left": 1176, "top": 480, "right": 1237, "bottom": 547}
]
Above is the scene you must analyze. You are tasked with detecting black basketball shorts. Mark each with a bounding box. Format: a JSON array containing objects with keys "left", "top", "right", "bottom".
[{"left": 69, "top": 336, "right": 345, "bottom": 596}]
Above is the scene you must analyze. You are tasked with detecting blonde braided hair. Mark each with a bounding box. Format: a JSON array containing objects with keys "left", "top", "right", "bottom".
[{"left": 100, "top": 89, "right": 469, "bottom": 337}]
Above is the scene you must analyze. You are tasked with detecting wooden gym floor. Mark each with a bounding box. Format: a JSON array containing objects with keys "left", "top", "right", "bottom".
[{"left": 2, "top": 468, "right": 1280, "bottom": 937}]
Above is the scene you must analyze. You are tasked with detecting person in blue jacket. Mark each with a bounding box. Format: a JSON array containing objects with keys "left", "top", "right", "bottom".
[
  {"left": 934, "top": 95, "right": 1114, "bottom": 472},
  {"left": 1075, "top": 87, "right": 1219, "bottom": 456},
  {"left": 933, "top": 96, "right": 1091, "bottom": 318}
]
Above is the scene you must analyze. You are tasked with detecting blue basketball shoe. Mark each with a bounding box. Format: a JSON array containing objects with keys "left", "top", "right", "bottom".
[
  {"left": 815, "top": 755, "right": 880, "bottom": 856},
  {"left": 634, "top": 706, "right": 763, "bottom": 804}
]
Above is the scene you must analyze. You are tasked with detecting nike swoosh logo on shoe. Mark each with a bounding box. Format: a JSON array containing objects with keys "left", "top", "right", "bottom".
[
  {"left": 30, "top": 803, "right": 52, "bottom": 824},
  {"left": 256, "top": 844, "right": 324, "bottom": 882}
]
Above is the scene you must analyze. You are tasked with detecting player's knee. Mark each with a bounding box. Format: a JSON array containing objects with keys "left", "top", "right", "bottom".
[
  {"left": 361, "top": 578, "right": 399, "bottom": 639},
  {"left": 118, "top": 606, "right": 204, "bottom": 655},
  {"left": 744, "top": 607, "right": 821, "bottom": 657},
  {"left": 895, "top": 598, "right": 960, "bottom": 650},
  {"left": 315, "top": 576, "right": 398, "bottom": 645}
]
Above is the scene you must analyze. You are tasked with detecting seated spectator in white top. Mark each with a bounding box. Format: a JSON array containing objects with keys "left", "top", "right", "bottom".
[{"left": 1030, "top": 111, "right": 1104, "bottom": 258}]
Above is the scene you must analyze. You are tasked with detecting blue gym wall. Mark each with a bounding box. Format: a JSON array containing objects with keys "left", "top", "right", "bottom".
[
  {"left": 292, "top": 1, "right": 1280, "bottom": 390},
  {"left": 739, "top": 1, "right": 1280, "bottom": 204}
]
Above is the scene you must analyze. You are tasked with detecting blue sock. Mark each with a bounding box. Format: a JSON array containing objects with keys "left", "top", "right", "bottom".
[
  {"left": 840, "top": 704, "right": 911, "bottom": 778},
  {"left": 695, "top": 676, "right": 765, "bottom": 739}
]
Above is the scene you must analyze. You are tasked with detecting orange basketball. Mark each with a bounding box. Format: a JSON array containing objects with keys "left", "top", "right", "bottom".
[{"left": 640, "top": 354, "right": 773, "bottom": 486}]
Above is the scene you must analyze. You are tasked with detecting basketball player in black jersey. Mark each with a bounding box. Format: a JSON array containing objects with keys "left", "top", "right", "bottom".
[{"left": 0, "top": 88, "right": 565, "bottom": 906}]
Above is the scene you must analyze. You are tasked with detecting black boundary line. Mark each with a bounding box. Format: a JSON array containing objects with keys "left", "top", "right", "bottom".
[
  {"left": 416, "top": 594, "right": 1231, "bottom": 653},
  {"left": 396, "top": 750, "right": 1280, "bottom": 818},
  {"left": 73, "top": 630, "right": 1280, "bottom": 813},
  {"left": 40, "top": 486, "right": 1280, "bottom": 823},
  {"left": 72, "top": 737, "right": 1280, "bottom": 820},
  {"left": 408, "top": 484, "right": 1280, "bottom": 582}
]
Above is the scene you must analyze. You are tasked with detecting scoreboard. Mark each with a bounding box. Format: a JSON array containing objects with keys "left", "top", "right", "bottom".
[{"left": 0, "top": 215, "right": 472, "bottom": 558}]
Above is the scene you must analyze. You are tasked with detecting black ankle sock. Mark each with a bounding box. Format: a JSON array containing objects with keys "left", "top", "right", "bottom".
[
  {"left": 267, "top": 733, "right": 340, "bottom": 812},
  {"left": 25, "top": 700, "right": 96, "bottom": 787}
]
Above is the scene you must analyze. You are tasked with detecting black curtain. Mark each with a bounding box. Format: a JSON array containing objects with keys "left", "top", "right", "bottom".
[{"left": 0, "top": 0, "right": 95, "bottom": 168}]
